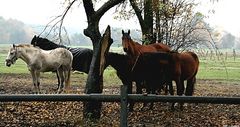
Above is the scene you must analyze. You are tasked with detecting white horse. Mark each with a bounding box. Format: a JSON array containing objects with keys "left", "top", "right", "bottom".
[{"left": 5, "top": 44, "right": 73, "bottom": 93}]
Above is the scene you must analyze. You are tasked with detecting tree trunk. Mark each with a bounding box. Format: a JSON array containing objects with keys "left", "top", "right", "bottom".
[
  {"left": 82, "top": 0, "right": 123, "bottom": 120},
  {"left": 130, "top": 0, "right": 154, "bottom": 45},
  {"left": 83, "top": 26, "right": 112, "bottom": 119},
  {"left": 143, "top": 0, "right": 154, "bottom": 44}
]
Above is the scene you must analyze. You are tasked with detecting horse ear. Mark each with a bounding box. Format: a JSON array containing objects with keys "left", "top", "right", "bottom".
[
  {"left": 13, "top": 44, "right": 16, "bottom": 48},
  {"left": 122, "top": 30, "right": 124, "bottom": 35},
  {"left": 128, "top": 30, "right": 130, "bottom": 35}
]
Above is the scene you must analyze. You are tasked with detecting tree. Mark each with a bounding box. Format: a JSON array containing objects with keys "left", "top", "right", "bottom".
[
  {"left": 0, "top": 17, "right": 33, "bottom": 44},
  {"left": 81, "top": 0, "right": 125, "bottom": 120},
  {"left": 148, "top": 0, "right": 213, "bottom": 51},
  {"left": 220, "top": 32, "right": 235, "bottom": 49},
  {"left": 115, "top": 0, "right": 215, "bottom": 51},
  {"left": 128, "top": 0, "right": 155, "bottom": 44},
  {"left": 43, "top": 0, "right": 124, "bottom": 120}
]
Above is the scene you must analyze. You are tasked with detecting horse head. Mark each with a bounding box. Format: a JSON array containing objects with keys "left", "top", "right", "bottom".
[
  {"left": 31, "top": 35, "right": 40, "bottom": 46},
  {"left": 30, "top": 35, "right": 58, "bottom": 50},
  {"left": 122, "top": 30, "right": 132, "bottom": 53},
  {"left": 5, "top": 44, "right": 18, "bottom": 67}
]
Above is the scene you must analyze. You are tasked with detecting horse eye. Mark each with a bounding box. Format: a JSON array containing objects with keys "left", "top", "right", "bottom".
[{"left": 10, "top": 52, "right": 15, "bottom": 55}]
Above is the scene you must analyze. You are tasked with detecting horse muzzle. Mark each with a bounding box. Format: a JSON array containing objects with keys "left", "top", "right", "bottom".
[
  {"left": 123, "top": 48, "right": 128, "bottom": 52},
  {"left": 5, "top": 59, "right": 13, "bottom": 67}
]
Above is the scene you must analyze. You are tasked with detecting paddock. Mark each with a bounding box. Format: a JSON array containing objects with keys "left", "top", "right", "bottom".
[{"left": 0, "top": 73, "right": 239, "bottom": 126}]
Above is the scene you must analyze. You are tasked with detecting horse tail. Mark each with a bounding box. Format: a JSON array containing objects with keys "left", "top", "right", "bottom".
[
  {"left": 189, "top": 52, "right": 199, "bottom": 65},
  {"left": 190, "top": 52, "right": 199, "bottom": 76},
  {"left": 186, "top": 52, "right": 199, "bottom": 96}
]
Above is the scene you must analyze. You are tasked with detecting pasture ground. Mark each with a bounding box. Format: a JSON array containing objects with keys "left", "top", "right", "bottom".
[{"left": 0, "top": 73, "right": 239, "bottom": 127}]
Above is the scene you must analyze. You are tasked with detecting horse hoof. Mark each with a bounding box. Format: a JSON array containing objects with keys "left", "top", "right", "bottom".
[
  {"left": 180, "top": 106, "right": 184, "bottom": 111},
  {"left": 57, "top": 89, "right": 63, "bottom": 94},
  {"left": 170, "top": 107, "right": 175, "bottom": 112},
  {"left": 128, "top": 108, "right": 134, "bottom": 112}
]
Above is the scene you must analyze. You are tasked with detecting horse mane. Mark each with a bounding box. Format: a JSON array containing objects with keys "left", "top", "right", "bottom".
[
  {"left": 16, "top": 44, "right": 33, "bottom": 47},
  {"left": 40, "top": 37, "right": 66, "bottom": 48},
  {"left": 31, "top": 36, "right": 67, "bottom": 50}
]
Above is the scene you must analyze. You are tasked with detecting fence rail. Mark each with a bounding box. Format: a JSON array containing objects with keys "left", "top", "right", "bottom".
[{"left": 1, "top": 94, "right": 240, "bottom": 104}]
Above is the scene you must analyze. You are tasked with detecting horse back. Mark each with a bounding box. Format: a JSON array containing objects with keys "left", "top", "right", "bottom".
[
  {"left": 149, "top": 43, "right": 171, "bottom": 52},
  {"left": 136, "top": 43, "right": 170, "bottom": 54},
  {"left": 49, "top": 48, "right": 73, "bottom": 66}
]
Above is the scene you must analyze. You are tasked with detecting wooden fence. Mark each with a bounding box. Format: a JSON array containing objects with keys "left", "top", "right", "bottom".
[{"left": 0, "top": 85, "right": 240, "bottom": 127}]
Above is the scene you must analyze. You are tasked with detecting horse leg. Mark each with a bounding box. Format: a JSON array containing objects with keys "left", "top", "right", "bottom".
[
  {"left": 63, "top": 66, "right": 71, "bottom": 91},
  {"left": 176, "top": 79, "right": 184, "bottom": 111},
  {"left": 57, "top": 68, "right": 64, "bottom": 94},
  {"left": 167, "top": 81, "right": 175, "bottom": 111},
  {"left": 30, "top": 70, "right": 37, "bottom": 94},
  {"left": 185, "top": 77, "right": 196, "bottom": 96},
  {"left": 141, "top": 81, "right": 148, "bottom": 111},
  {"left": 36, "top": 72, "right": 41, "bottom": 94},
  {"left": 56, "top": 72, "right": 60, "bottom": 90},
  {"left": 185, "top": 77, "right": 196, "bottom": 108},
  {"left": 135, "top": 81, "right": 144, "bottom": 111},
  {"left": 141, "top": 81, "right": 153, "bottom": 111},
  {"left": 136, "top": 81, "right": 143, "bottom": 94},
  {"left": 163, "top": 83, "right": 169, "bottom": 95},
  {"left": 149, "top": 80, "right": 160, "bottom": 110},
  {"left": 127, "top": 81, "right": 134, "bottom": 112}
]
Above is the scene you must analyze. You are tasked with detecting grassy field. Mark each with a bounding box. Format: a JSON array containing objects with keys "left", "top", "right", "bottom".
[{"left": 1, "top": 44, "right": 240, "bottom": 83}]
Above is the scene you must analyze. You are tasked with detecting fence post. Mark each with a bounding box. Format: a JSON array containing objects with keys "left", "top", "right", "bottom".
[{"left": 120, "top": 85, "right": 128, "bottom": 127}]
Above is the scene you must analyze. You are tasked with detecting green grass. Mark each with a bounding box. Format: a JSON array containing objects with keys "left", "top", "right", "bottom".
[
  {"left": 1, "top": 44, "right": 240, "bottom": 83},
  {"left": 197, "top": 57, "right": 240, "bottom": 81},
  {"left": 0, "top": 53, "right": 29, "bottom": 73}
]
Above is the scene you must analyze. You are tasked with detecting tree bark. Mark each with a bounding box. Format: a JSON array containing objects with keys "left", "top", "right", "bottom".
[
  {"left": 82, "top": 0, "right": 124, "bottom": 120},
  {"left": 130, "top": 0, "right": 154, "bottom": 44}
]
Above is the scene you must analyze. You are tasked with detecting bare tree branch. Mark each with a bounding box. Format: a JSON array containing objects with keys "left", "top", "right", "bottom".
[{"left": 39, "top": 0, "right": 77, "bottom": 44}]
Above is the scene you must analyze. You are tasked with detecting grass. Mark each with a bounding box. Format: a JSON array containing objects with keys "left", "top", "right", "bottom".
[
  {"left": 1, "top": 44, "right": 240, "bottom": 83},
  {"left": 197, "top": 57, "right": 240, "bottom": 81}
]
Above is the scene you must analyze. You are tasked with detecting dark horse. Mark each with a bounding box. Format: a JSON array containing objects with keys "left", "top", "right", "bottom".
[
  {"left": 133, "top": 51, "right": 199, "bottom": 110},
  {"left": 31, "top": 35, "right": 93, "bottom": 74},
  {"left": 31, "top": 35, "right": 138, "bottom": 111}
]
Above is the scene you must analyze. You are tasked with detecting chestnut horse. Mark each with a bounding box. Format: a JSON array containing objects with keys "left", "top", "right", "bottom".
[
  {"left": 121, "top": 30, "right": 171, "bottom": 91},
  {"left": 133, "top": 51, "right": 199, "bottom": 110}
]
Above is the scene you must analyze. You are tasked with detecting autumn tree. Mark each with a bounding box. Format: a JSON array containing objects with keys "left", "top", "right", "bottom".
[
  {"left": 115, "top": 0, "right": 214, "bottom": 51},
  {"left": 116, "top": 0, "right": 155, "bottom": 44},
  {"left": 44, "top": 0, "right": 125, "bottom": 120},
  {"left": 153, "top": 0, "right": 213, "bottom": 51},
  {"left": 220, "top": 32, "right": 235, "bottom": 49}
]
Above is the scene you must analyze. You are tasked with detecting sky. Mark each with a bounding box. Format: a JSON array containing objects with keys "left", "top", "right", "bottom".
[
  {"left": 196, "top": 0, "right": 240, "bottom": 37},
  {"left": 0, "top": 0, "right": 240, "bottom": 36},
  {"left": 0, "top": 0, "right": 140, "bottom": 33}
]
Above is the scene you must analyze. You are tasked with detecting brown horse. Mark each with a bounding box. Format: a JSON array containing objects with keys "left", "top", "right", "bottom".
[
  {"left": 121, "top": 30, "right": 171, "bottom": 89},
  {"left": 122, "top": 30, "right": 171, "bottom": 110},
  {"left": 133, "top": 51, "right": 199, "bottom": 110}
]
